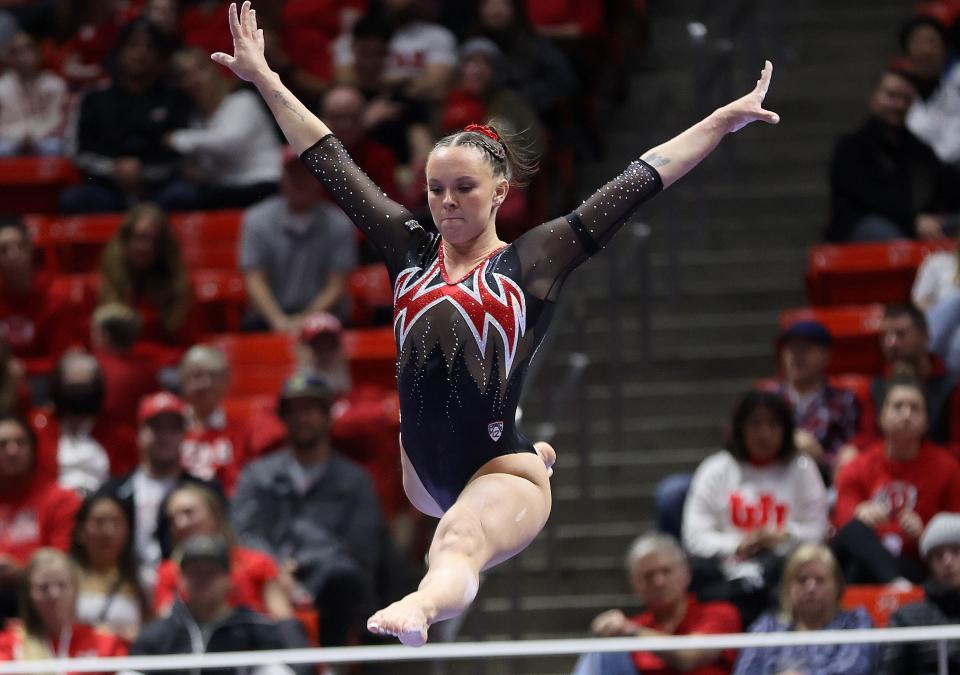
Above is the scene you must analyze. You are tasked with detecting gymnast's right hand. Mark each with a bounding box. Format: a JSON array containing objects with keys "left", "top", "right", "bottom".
[{"left": 211, "top": 1, "right": 270, "bottom": 83}]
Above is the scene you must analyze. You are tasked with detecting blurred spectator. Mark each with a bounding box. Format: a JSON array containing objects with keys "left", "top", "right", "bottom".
[
  {"left": 474, "top": 0, "right": 578, "bottom": 122},
  {"left": 0, "top": 32, "right": 67, "bottom": 156},
  {"left": 682, "top": 391, "right": 828, "bottom": 625},
  {"left": 0, "top": 414, "right": 80, "bottom": 622},
  {"left": 0, "top": 334, "right": 28, "bottom": 417},
  {"left": 867, "top": 303, "right": 959, "bottom": 447},
  {"left": 34, "top": 350, "right": 110, "bottom": 493},
  {"left": 130, "top": 534, "right": 299, "bottom": 675},
  {"left": 167, "top": 47, "right": 281, "bottom": 210},
  {"left": 913, "top": 236, "right": 960, "bottom": 375},
  {"left": 773, "top": 321, "right": 859, "bottom": 477},
  {"left": 342, "top": 16, "right": 433, "bottom": 201},
  {"left": 70, "top": 488, "right": 151, "bottom": 641},
  {"left": 0, "top": 549, "right": 126, "bottom": 662},
  {"left": 298, "top": 312, "right": 351, "bottom": 394},
  {"left": 732, "top": 543, "right": 878, "bottom": 675},
  {"left": 60, "top": 18, "right": 193, "bottom": 214},
  {"left": 141, "top": 0, "right": 180, "bottom": 36},
  {"left": 239, "top": 148, "right": 357, "bottom": 332},
  {"left": 0, "top": 219, "right": 84, "bottom": 376},
  {"left": 321, "top": 84, "right": 401, "bottom": 200},
  {"left": 334, "top": 0, "right": 457, "bottom": 102},
  {"left": 826, "top": 66, "right": 960, "bottom": 242},
  {"left": 880, "top": 512, "right": 960, "bottom": 673},
  {"left": 155, "top": 483, "right": 299, "bottom": 626},
  {"left": 179, "top": 0, "right": 233, "bottom": 59},
  {"left": 902, "top": 16, "right": 960, "bottom": 166},
  {"left": 232, "top": 374, "right": 392, "bottom": 645},
  {"left": 572, "top": 532, "right": 740, "bottom": 675},
  {"left": 179, "top": 345, "right": 251, "bottom": 494},
  {"left": 49, "top": 0, "right": 137, "bottom": 89},
  {"left": 833, "top": 376, "right": 960, "bottom": 584},
  {"left": 91, "top": 303, "right": 159, "bottom": 476},
  {"left": 98, "top": 203, "right": 200, "bottom": 351},
  {"left": 103, "top": 392, "right": 220, "bottom": 588}
]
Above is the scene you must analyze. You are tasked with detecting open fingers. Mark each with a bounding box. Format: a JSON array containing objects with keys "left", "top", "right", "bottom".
[
  {"left": 753, "top": 60, "right": 773, "bottom": 99},
  {"left": 227, "top": 2, "right": 241, "bottom": 41},
  {"left": 246, "top": 5, "right": 258, "bottom": 36},
  {"left": 238, "top": 1, "right": 252, "bottom": 39}
]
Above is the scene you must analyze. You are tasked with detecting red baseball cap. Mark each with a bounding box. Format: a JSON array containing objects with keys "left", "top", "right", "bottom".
[
  {"left": 299, "top": 312, "right": 343, "bottom": 344},
  {"left": 138, "top": 391, "right": 186, "bottom": 425}
]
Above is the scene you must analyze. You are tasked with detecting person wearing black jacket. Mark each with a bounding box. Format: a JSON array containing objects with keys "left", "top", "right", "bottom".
[
  {"left": 826, "top": 66, "right": 960, "bottom": 242},
  {"left": 59, "top": 18, "right": 194, "bottom": 214},
  {"left": 129, "top": 534, "right": 305, "bottom": 675},
  {"left": 880, "top": 512, "right": 960, "bottom": 674}
]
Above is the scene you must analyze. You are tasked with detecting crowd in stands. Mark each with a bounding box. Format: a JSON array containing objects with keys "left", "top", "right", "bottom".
[
  {"left": 576, "top": 2, "right": 960, "bottom": 673},
  {"left": 0, "top": 0, "right": 649, "bottom": 670}
]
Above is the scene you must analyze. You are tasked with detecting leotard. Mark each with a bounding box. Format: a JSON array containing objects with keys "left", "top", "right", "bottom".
[{"left": 301, "top": 134, "right": 662, "bottom": 509}]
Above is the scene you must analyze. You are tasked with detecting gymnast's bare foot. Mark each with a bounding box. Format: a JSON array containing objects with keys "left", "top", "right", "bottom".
[
  {"left": 534, "top": 441, "right": 556, "bottom": 477},
  {"left": 367, "top": 595, "right": 433, "bottom": 646}
]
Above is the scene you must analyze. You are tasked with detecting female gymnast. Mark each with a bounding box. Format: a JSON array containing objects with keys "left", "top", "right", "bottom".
[{"left": 213, "top": 1, "right": 780, "bottom": 646}]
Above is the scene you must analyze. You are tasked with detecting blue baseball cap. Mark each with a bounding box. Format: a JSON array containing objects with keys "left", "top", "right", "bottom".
[{"left": 778, "top": 320, "right": 832, "bottom": 348}]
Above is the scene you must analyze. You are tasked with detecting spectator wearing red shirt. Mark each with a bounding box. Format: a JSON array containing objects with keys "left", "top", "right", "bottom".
[
  {"left": 179, "top": 345, "right": 250, "bottom": 494},
  {"left": 0, "top": 334, "right": 29, "bottom": 418},
  {"left": 860, "top": 304, "right": 960, "bottom": 452},
  {"left": 154, "top": 482, "right": 297, "bottom": 621},
  {"left": 48, "top": 0, "right": 138, "bottom": 90},
  {"left": 573, "top": 532, "right": 740, "bottom": 675},
  {"left": 0, "top": 548, "right": 126, "bottom": 666},
  {"left": 833, "top": 375, "right": 960, "bottom": 584},
  {"left": 0, "top": 219, "right": 84, "bottom": 376},
  {"left": 91, "top": 303, "right": 160, "bottom": 476},
  {"left": 97, "top": 203, "right": 201, "bottom": 358},
  {"left": 0, "top": 415, "right": 80, "bottom": 623}
]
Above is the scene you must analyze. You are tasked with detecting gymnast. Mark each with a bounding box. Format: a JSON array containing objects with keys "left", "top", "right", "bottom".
[{"left": 213, "top": 1, "right": 780, "bottom": 646}]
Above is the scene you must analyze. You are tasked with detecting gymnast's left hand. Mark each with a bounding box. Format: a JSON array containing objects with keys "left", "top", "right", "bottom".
[
  {"left": 211, "top": 1, "right": 271, "bottom": 84},
  {"left": 716, "top": 60, "right": 780, "bottom": 134}
]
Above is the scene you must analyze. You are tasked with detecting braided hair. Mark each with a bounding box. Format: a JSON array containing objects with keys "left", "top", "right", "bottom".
[{"left": 431, "top": 119, "right": 539, "bottom": 188}]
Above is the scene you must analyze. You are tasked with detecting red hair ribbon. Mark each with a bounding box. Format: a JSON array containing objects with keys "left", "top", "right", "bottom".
[{"left": 464, "top": 123, "right": 500, "bottom": 142}]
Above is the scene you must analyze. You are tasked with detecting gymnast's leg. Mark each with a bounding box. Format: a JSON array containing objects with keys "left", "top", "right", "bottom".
[{"left": 369, "top": 447, "right": 554, "bottom": 645}]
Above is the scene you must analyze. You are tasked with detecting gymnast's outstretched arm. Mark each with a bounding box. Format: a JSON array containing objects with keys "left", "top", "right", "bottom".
[
  {"left": 516, "top": 61, "right": 780, "bottom": 301},
  {"left": 213, "top": 1, "right": 416, "bottom": 269}
]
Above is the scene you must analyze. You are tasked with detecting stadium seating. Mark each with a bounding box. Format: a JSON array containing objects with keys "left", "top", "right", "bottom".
[
  {"left": 805, "top": 240, "right": 952, "bottom": 306},
  {"left": 779, "top": 304, "right": 885, "bottom": 375},
  {"left": 0, "top": 157, "right": 80, "bottom": 215},
  {"left": 841, "top": 585, "right": 925, "bottom": 627},
  {"left": 347, "top": 264, "right": 393, "bottom": 326}
]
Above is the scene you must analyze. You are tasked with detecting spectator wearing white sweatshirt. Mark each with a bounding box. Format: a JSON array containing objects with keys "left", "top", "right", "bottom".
[{"left": 682, "top": 390, "right": 829, "bottom": 626}]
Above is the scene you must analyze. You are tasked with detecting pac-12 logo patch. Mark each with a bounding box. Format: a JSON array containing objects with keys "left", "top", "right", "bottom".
[{"left": 488, "top": 421, "right": 504, "bottom": 442}]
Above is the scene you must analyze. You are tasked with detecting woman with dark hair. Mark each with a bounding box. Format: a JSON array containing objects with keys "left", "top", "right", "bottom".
[
  {"left": 0, "top": 548, "right": 126, "bottom": 662},
  {"left": 682, "top": 391, "right": 829, "bottom": 624},
  {"left": 0, "top": 414, "right": 80, "bottom": 624},
  {"left": 154, "top": 483, "right": 296, "bottom": 621},
  {"left": 98, "top": 202, "right": 199, "bottom": 349},
  {"left": 70, "top": 489, "right": 151, "bottom": 641},
  {"left": 215, "top": 1, "right": 780, "bottom": 644}
]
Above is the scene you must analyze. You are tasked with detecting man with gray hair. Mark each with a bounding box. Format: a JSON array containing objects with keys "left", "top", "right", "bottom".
[
  {"left": 880, "top": 512, "right": 960, "bottom": 674},
  {"left": 180, "top": 344, "right": 250, "bottom": 494},
  {"left": 572, "top": 532, "right": 741, "bottom": 675}
]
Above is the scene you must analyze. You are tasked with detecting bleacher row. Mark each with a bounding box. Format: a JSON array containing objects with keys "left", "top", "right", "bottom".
[{"left": 16, "top": 202, "right": 396, "bottom": 403}]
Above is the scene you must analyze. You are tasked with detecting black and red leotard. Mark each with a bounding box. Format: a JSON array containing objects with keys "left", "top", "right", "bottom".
[{"left": 301, "top": 135, "right": 662, "bottom": 510}]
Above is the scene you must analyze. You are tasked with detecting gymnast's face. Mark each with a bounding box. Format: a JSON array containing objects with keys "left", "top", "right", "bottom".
[{"left": 426, "top": 145, "right": 508, "bottom": 247}]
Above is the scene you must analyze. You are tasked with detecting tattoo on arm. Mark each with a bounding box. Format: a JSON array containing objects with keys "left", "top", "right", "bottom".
[
  {"left": 641, "top": 152, "right": 671, "bottom": 168},
  {"left": 272, "top": 90, "right": 305, "bottom": 123}
]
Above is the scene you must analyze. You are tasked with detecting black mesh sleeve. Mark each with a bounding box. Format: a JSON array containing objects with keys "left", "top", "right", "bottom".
[
  {"left": 300, "top": 134, "right": 419, "bottom": 277},
  {"left": 514, "top": 158, "right": 663, "bottom": 301}
]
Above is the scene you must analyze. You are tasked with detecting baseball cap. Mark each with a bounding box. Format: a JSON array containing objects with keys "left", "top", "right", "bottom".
[
  {"left": 299, "top": 312, "right": 343, "bottom": 345},
  {"left": 277, "top": 373, "right": 334, "bottom": 413},
  {"left": 777, "top": 320, "right": 832, "bottom": 349},
  {"left": 178, "top": 534, "right": 230, "bottom": 571},
  {"left": 137, "top": 392, "right": 186, "bottom": 425}
]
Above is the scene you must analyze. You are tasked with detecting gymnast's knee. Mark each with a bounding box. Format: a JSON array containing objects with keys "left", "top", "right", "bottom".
[{"left": 431, "top": 511, "right": 486, "bottom": 562}]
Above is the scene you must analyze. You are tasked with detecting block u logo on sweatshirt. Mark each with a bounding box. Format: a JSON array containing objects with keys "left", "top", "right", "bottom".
[{"left": 729, "top": 492, "right": 788, "bottom": 530}]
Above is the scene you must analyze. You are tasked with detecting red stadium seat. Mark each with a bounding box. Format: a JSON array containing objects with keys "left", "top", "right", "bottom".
[
  {"left": 342, "top": 327, "right": 396, "bottom": 390},
  {"left": 222, "top": 395, "right": 275, "bottom": 421},
  {"left": 841, "top": 585, "right": 924, "bottom": 627},
  {"left": 348, "top": 264, "right": 392, "bottom": 326},
  {"left": 779, "top": 305, "right": 885, "bottom": 375},
  {"left": 192, "top": 269, "right": 247, "bottom": 333},
  {"left": 173, "top": 210, "right": 242, "bottom": 271},
  {"left": 806, "top": 240, "right": 952, "bottom": 306},
  {"left": 208, "top": 332, "right": 297, "bottom": 398},
  {"left": 0, "top": 157, "right": 80, "bottom": 214}
]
